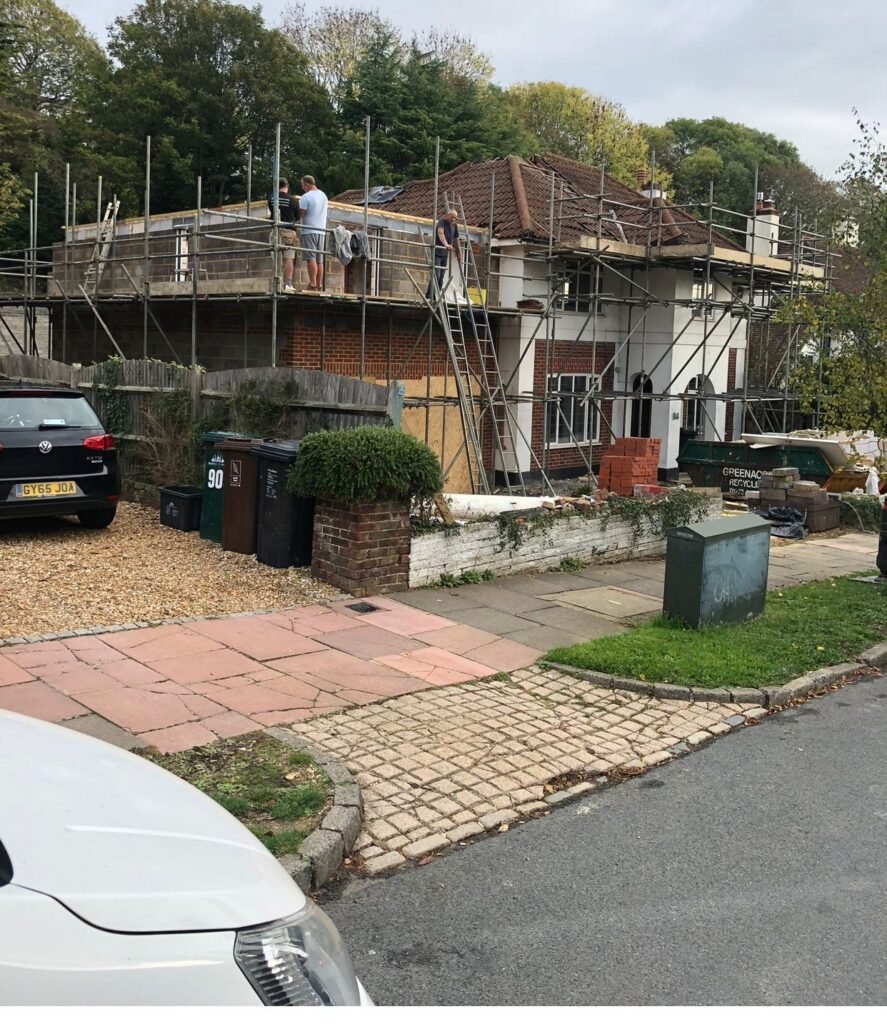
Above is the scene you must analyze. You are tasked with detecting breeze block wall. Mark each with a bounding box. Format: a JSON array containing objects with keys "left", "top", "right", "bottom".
[
  {"left": 312, "top": 498, "right": 411, "bottom": 597},
  {"left": 597, "top": 437, "right": 662, "bottom": 496},
  {"left": 409, "top": 495, "right": 722, "bottom": 588}
]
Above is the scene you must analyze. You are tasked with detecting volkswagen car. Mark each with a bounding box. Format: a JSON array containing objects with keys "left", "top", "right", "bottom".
[
  {"left": 0, "top": 382, "right": 120, "bottom": 528},
  {"left": 0, "top": 710, "right": 372, "bottom": 1006}
]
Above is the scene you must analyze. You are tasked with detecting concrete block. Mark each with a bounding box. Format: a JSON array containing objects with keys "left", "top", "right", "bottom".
[
  {"left": 479, "top": 808, "right": 520, "bottom": 829},
  {"left": 402, "top": 834, "right": 450, "bottom": 859},
  {"left": 298, "top": 829, "right": 344, "bottom": 888},
  {"left": 730, "top": 687, "right": 766, "bottom": 705},
  {"left": 322, "top": 805, "right": 362, "bottom": 852},
  {"left": 723, "top": 714, "right": 747, "bottom": 728},
  {"left": 333, "top": 784, "right": 363, "bottom": 813},
  {"left": 363, "top": 850, "right": 407, "bottom": 875},
  {"left": 277, "top": 854, "right": 313, "bottom": 892},
  {"left": 861, "top": 641, "right": 887, "bottom": 668},
  {"left": 446, "top": 822, "right": 485, "bottom": 843},
  {"left": 651, "top": 683, "right": 693, "bottom": 701}
]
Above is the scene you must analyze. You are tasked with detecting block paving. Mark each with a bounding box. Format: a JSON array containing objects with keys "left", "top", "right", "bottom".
[
  {"left": 0, "top": 598, "right": 540, "bottom": 752},
  {"left": 287, "top": 667, "right": 761, "bottom": 873}
]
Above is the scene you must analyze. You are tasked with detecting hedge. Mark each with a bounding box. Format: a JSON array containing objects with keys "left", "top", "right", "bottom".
[{"left": 288, "top": 427, "right": 441, "bottom": 504}]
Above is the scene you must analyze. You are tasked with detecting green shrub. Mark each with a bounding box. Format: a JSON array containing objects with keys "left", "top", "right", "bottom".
[{"left": 288, "top": 426, "right": 441, "bottom": 503}]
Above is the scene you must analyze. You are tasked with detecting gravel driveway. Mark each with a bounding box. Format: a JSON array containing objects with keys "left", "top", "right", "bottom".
[{"left": 0, "top": 502, "right": 340, "bottom": 640}]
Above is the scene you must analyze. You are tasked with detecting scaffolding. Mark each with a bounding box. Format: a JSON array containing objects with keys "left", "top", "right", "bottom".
[{"left": 0, "top": 125, "right": 834, "bottom": 496}]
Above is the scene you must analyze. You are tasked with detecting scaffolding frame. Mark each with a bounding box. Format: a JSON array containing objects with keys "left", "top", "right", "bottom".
[{"left": 0, "top": 129, "right": 834, "bottom": 494}]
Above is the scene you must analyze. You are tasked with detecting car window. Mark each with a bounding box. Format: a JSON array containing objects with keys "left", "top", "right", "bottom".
[{"left": 0, "top": 395, "right": 102, "bottom": 430}]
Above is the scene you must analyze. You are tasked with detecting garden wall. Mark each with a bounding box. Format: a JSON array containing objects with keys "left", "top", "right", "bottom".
[{"left": 409, "top": 496, "right": 723, "bottom": 588}]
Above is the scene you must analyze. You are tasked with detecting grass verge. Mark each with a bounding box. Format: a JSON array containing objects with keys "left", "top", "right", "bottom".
[
  {"left": 548, "top": 576, "right": 887, "bottom": 688},
  {"left": 143, "top": 732, "right": 331, "bottom": 856}
]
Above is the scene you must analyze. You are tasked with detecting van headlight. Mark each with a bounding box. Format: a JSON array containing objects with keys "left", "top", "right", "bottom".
[{"left": 234, "top": 902, "right": 361, "bottom": 1006}]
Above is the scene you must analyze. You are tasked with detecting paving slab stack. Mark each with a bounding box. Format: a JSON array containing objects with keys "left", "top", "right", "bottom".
[{"left": 753, "top": 466, "right": 840, "bottom": 532}]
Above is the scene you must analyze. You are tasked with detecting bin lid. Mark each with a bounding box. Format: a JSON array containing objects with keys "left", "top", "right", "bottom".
[
  {"left": 159, "top": 485, "right": 203, "bottom": 497},
  {"left": 666, "top": 513, "right": 770, "bottom": 543},
  {"left": 255, "top": 439, "right": 301, "bottom": 463},
  {"left": 215, "top": 437, "right": 263, "bottom": 452},
  {"left": 201, "top": 430, "right": 251, "bottom": 444}
]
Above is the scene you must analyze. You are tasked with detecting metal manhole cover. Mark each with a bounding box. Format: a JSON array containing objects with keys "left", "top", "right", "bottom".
[{"left": 346, "top": 601, "right": 380, "bottom": 614}]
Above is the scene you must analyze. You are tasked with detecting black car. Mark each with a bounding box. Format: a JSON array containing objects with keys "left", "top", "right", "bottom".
[{"left": 0, "top": 383, "right": 121, "bottom": 528}]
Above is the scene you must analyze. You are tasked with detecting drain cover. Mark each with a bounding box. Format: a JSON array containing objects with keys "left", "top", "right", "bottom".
[{"left": 346, "top": 601, "right": 380, "bottom": 614}]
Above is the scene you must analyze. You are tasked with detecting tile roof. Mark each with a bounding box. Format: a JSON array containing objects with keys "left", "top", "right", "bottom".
[{"left": 335, "top": 154, "right": 743, "bottom": 251}]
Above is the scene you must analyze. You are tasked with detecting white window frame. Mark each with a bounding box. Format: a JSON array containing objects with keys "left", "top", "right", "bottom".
[
  {"left": 547, "top": 373, "right": 601, "bottom": 448},
  {"left": 558, "top": 261, "right": 601, "bottom": 314}
]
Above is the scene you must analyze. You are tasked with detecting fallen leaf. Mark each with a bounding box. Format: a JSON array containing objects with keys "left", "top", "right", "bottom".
[
  {"left": 285, "top": 772, "right": 297, "bottom": 780},
  {"left": 498, "top": 824, "right": 509, "bottom": 833}
]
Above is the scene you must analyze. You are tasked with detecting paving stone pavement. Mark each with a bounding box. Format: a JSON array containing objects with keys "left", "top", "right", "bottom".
[
  {"left": 286, "top": 667, "right": 762, "bottom": 873},
  {"left": 0, "top": 532, "right": 877, "bottom": 757}
]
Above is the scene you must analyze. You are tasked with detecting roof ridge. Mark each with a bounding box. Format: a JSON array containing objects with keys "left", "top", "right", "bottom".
[{"left": 507, "top": 155, "right": 534, "bottom": 235}]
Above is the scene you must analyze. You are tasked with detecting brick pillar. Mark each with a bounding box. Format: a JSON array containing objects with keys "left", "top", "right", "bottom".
[{"left": 311, "top": 498, "right": 411, "bottom": 597}]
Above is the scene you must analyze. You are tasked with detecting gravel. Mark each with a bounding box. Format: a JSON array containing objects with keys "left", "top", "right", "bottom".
[{"left": 0, "top": 502, "right": 341, "bottom": 640}]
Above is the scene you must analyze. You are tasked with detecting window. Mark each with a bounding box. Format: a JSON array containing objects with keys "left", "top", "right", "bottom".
[
  {"left": 682, "top": 375, "right": 708, "bottom": 434},
  {"left": 174, "top": 228, "right": 190, "bottom": 282},
  {"left": 547, "top": 374, "right": 600, "bottom": 446},
  {"left": 558, "top": 262, "right": 600, "bottom": 313},
  {"left": 691, "top": 267, "right": 713, "bottom": 303}
]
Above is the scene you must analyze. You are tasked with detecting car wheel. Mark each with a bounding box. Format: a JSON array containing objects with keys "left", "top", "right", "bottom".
[{"left": 77, "top": 507, "right": 117, "bottom": 529}]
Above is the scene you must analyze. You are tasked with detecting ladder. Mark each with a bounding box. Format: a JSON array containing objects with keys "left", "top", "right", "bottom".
[{"left": 83, "top": 200, "right": 120, "bottom": 293}]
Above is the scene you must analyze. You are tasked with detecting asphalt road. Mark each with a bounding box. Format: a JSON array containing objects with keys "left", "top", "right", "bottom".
[{"left": 325, "top": 673, "right": 887, "bottom": 1005}]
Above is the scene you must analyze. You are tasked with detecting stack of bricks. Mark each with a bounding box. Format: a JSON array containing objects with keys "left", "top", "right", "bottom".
[
  {"left": 311, "top": 498, "right": 411, "bottom": 597},
  {"left": 597, "top": 438, "right": 662, "bottom": 497}
]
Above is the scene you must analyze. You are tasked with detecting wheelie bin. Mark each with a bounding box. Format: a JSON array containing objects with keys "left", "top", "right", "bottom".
[
  {"left": 255, "top": 440, "right": 316, "bottom": 568},
  {"left": 199, "top": 431, "right": 250, "bottom": 543},
  {"left": 216, "top": 437, "right": 262, "bottom": 554}
]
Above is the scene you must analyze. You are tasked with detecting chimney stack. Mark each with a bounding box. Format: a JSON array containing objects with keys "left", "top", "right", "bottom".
[{"left": 747, "top": 195, "right": 779, "bottom": 257}]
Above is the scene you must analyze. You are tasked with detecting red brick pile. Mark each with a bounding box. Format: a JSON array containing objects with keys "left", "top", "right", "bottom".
[{"left": 597, "top": 438, "right": 661, "bottom": 496}]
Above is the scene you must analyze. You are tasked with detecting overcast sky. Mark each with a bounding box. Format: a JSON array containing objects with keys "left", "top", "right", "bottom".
[{"left": 59, "top": 0, "right": 885, "bottom": 179}]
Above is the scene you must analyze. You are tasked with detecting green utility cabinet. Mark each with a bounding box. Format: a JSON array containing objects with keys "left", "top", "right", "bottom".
[
  {"left": 678, "top": 439, "right": 834, "bottom": 497},
  {"left": 198, "top": 431, "right": 253, "bottom": 543},
  {"left": 663, "top": 513, "right": 771, "bottom": 628}
]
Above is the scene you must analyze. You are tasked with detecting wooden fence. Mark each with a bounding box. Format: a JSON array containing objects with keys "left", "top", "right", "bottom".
[{"left": 0, "top": 354, "right": 403, "bottom": 483}]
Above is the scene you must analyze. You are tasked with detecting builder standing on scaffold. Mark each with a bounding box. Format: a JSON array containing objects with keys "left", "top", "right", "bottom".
[
  {"left": 427, "top": 209, "right": 462, "bottom": 298},
  {"left": 298, "top": 175, "right": 329, "bottom": 291},
  {"left": 268, "top": 177, "right": 300, "bottom": 292}
]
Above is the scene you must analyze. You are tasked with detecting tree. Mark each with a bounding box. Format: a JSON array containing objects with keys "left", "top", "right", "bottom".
[
  {"left": 504, "top": 83, "right": 657, "bottom": 189},
  {"left": 0, "top": 0, "right": 105, "bottom": 249},
  {"left": 786, "top": 118, "right": 887, "bottom": 437},
  {"left": 280, "top": 3, "right": 394, "bottom": 107},
  {"left": 281, "top": 4, "right": 495, "bottom": 107},
  {"left": 91, "top": 0, "right": 336, "bottom": 213},
  {"left": 336, "top": 34, "right": 524, "bottom": 189}
]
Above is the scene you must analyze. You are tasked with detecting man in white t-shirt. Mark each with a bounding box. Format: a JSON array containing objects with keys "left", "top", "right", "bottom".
[{"left": 298, "top": 175, "right": 329, "bottom": 290}]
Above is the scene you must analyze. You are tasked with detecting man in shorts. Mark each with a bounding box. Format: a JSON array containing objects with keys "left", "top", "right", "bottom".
[
  {"left": 268, "top": 177, "right": 299, "bottom": 292},
  {"left": 298, "top": 174, "right": 329, "bottom": 290}
]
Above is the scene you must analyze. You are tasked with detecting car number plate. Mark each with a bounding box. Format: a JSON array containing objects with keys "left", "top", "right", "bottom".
[{"left": 14, "top": 481, "right": 78, "bottom": 499}]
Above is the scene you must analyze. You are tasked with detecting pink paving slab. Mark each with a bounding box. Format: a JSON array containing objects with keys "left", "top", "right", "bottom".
[
  {"left": 185, "top": 618, "right": 327, "bottom": 660},
  {"left": 0, "top": 681, "right": 86, "bottom": 723}
]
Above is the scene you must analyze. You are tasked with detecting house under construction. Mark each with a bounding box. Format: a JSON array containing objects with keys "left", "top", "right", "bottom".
[{"left": 0, "top": 142, "right": 833, "bottom": 495}]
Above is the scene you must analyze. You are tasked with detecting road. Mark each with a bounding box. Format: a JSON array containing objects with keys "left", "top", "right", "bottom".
[{"left": 325, "top": 672, "right": 887, "bottom": 1005}]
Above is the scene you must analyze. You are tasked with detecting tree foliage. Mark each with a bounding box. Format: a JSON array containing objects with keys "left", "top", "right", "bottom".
[
  {"left": 505, "top": 82, "right": 657, "bottom": 189},
  {"left": 642, "top": 116, "right": 844, "bottom": 236},
  {"left": 91, "top": 0, "right": 336, "bottom": 213},
  {"left": 336, "top": 33, "right": 523, "bottom": 188},
  {"left": 786, "top": 117, "right": 887, "bottom": 435}
]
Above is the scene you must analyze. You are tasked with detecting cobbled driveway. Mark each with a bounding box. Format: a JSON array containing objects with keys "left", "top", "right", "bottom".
[{"left": 289, "top": 667, "right": 762, "bottom": 873}]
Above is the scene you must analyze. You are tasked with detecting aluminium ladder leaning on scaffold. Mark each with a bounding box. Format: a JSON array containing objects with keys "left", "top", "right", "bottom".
[{"left": 83, "top": 200, "right": 120, "bottom": 293}]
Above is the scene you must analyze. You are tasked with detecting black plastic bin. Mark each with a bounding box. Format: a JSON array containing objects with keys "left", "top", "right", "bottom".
[
  {"left": 256, "top": 440, "right": 315, "bottom": 568},
  {"left": 159, "top": 485, "right": 203, "bottom": 532}
]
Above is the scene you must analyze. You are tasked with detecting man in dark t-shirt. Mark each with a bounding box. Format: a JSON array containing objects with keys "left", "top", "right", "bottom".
[
  {"left": 268, "top": 177, "right": 300, "bottom": 292},
  {"left": 427, "top": 209, "right": 462, "bottom": 298}
]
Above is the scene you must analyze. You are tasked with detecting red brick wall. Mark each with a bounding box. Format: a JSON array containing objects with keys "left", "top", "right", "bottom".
[
  {"left": 311, "top": 498, "right": 410, "bottom": 596},
  {"left": 531, "top": 341, "right": 616, "bottom": 475}
]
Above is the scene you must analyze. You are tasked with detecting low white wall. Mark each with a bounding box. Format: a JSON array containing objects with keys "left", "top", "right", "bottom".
[{"left": 409, "top": 498, "right": 722, "bottom": 588}]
